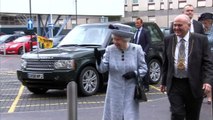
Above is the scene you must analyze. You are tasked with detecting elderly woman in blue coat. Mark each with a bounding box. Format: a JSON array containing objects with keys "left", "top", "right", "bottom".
[{"left": 94, "top": 24, "right": 148, "bottom": 120}]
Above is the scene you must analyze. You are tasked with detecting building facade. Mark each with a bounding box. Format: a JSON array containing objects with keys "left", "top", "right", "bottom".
[{"left": 122, "top": 0, "right": 213, "bottom": 27}]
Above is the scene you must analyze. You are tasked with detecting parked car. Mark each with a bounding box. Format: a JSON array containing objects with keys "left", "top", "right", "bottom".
[
  {"left": 0, "top": 35, "right": 37, "bottom": 55},
  {"left": 17, "top": 22, "right": 164, "bottom": 96},
  {"left": 49, "top": 35, "right": 65, "bottom": 47},
  {"left": 0, "top": 34, "right": 23, "bottom": 45},
  {"left": 160, "top": 27, "right": 170, "bottom": 37}
]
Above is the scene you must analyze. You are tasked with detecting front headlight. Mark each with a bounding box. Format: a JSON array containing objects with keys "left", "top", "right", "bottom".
[
  {"left": 54, "top": 60, "right": 75, "bottom": 70},
  {"left": 21, "top": 59, "right": 27, "bottom": 69}
]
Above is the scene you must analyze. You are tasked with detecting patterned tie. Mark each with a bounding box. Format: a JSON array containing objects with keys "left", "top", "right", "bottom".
[{"left": 177, "top": 39, "right": 187, "bottom": 78}]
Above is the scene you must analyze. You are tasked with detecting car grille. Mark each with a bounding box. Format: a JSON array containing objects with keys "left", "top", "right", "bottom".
[{"left": 26, "top": 60, "right": 55, "bottom": 71}]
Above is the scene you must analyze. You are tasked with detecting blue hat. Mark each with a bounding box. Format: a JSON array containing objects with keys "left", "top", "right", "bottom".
[
  {"left": 198, "top": 13, "right": 213, "bottom": 21},
  {"left": 109, "top": 24, "right": 134, "bottom": 39}
]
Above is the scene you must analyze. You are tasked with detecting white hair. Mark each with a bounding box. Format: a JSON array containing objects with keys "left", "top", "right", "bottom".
[{"left": 111, "top": 34, "right": 131, "bottom": 42}]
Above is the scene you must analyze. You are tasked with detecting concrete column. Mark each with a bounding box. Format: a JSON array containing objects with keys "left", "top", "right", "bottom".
[
  {"left": 37, "top": 15, "right": 41, "bottom": 36},
  {"left": 48, "top": 14, "right": 53, "bottom": 38}
]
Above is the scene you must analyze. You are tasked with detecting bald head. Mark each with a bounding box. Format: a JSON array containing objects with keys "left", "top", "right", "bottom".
[
  {"left": 173, "top": 14, "right": 191, "bottom": 38},
  {"left": 174, "top": 14, "right": 191, "bottom": 25}
]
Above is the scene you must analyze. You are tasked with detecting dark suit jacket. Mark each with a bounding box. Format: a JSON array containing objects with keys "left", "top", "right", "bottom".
[
  {"left": 134, "top": 28, "right": 151, "bottom": 53},
  {"left": 161, "top": 33, "right": 213, "bottom": 98},
  {"left": 170, "top": 20, "right": 205, "bottom": 34}
]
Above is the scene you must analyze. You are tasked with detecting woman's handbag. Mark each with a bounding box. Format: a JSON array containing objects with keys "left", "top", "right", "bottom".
[
  {"left": 134, "top": 76, "right": 148, "bottom": 102},
  {"left": 134, "top": 56, "right": 148, "bottom": 102}
]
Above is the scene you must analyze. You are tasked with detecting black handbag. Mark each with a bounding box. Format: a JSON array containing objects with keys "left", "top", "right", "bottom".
[
  {"left": 134, "top": 58, "right": 148, "bottom": 102},
  {"left": 134, "top": 77, "right": 148, "bottom": 102}
]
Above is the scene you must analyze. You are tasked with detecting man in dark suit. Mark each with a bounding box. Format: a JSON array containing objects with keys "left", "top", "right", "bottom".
[
  {"left": 160, "top": 14, "right": 213, "bottom": 120},
  {"left": 134, "top": 17, "right": 151, "bottom": 91},
  {"left": 170, "top": 4, "right": 204, "bottom": 34}
]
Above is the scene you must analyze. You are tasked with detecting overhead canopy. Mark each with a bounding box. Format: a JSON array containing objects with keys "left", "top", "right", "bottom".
[{"left": 0, "top": 0, "right": 124, "bottom": 16}]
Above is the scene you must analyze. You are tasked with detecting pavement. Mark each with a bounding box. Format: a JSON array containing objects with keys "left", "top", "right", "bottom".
[{"left": 1, "top": 97, "right": 212, "bottom": 120}]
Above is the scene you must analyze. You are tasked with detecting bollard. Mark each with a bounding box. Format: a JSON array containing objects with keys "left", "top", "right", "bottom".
[
  {"left": 67, "top": 81, "right": 77, "bottom": 120},
  {"left": 23, "top": 42, "right": 25, "bottom": 54},
  {"left": 3, "top": 43, "right": 6, "bottom": 55},
  {"left": 212, "top": 87, "right": 213, "bottom": 119}
]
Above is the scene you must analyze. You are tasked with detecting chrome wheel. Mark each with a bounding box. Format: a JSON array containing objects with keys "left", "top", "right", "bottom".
[
  {"left": 79, "top": 66, "right": 99, "bottom": 96},
  {"left": 148, "top": 59, "right": 161, "bottom": 84}
]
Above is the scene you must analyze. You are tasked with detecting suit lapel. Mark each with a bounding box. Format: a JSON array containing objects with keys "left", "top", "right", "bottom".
[
  {"left": 171, "top": 35, "right": 177, "bottom": 61},
  {"left": 193, "top": 20, "right": 198, "bottom": 33},
  {"left": 188, "top": 34, "right": 194, "bottom": 66},
  {"left": 139, "top": 29, "right": 144, "bottom": 41},
  {"left": 168, "top": 35, "right": 176, "bottom": 73}
]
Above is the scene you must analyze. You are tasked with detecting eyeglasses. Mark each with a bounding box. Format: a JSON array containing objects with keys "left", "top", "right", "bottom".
[{"left": 121, "top": 51, "right": 124, "bottom": 61}]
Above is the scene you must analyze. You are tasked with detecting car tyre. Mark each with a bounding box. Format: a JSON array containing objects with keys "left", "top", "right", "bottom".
[
  {"left": 79, "top": 66, "right": 100, "bottom": 96},
  {"left": 148, "top": 59, "right": 162, "bottom": 84},
  {"left": 18, "top": 47, "right": 24, "bottom": 55},
  {"left": 27, "top": 87, "right": 48, "bottom": 94}
]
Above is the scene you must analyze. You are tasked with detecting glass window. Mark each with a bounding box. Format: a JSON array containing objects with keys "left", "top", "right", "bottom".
[
  {"left": 148, "top": 0, "right": 154, "bottom": 3},
  {"left": 178, "top": 0, "right": 186, "bottom": 8},
  {"left": 197, "top": 0, "right": 206, "bottom": 7},
  {"left": 125, "top": 0, "right": 127, "bottom": 5},
  {"left": 132, "top": 0, "right": 138, "bottom": 4},
  {"left": 59, "top": 25, "right": 110, "bottom": 46},
  {"left": 160, "top": 3, "right": 164, "bottom": 9},
  {"left": 146, "top": 24, "right": 162, "bottom": 42}
]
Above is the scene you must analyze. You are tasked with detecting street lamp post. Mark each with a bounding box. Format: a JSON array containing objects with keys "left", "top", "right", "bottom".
[
  {"left": 75, "top": 0, "right": 77, "bottom": 25},
  {"left": 167, "top": 0, "right": 170, "bottom": 28},
  {"left": 29, "top": 0, "right": 33, "bottom": 51}
]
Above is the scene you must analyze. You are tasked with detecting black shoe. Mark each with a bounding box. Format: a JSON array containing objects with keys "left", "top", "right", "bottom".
[{"left": 144, "top": 87, "right": 149, "bottom": 92}]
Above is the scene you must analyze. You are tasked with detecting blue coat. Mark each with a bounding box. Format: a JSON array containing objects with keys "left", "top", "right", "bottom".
[{"left": 97, "top": 43, "right": 148, "bottom": 120}]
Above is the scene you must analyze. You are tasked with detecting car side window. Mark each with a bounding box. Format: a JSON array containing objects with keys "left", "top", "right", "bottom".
[{"left": 146, "top": 25, "right": 162, "bottom": 42}]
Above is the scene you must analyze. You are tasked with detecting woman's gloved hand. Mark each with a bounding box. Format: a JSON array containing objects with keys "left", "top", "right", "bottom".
[
  {"left": 122, "top": 71, "right": 136, "bottom": 80},
  {"left": 94, "top": 48, "right": 102, "bottom": 65}
]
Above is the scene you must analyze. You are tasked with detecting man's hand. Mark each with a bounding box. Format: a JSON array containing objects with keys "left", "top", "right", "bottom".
[
  {"left": 203, "top": 83, "right": 212, "bottom": 94},
  {"left": 160, "top": 85, "right": 166, "bottom": 93}
]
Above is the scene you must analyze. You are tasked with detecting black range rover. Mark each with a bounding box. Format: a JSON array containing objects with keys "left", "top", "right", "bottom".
[{"left": 17, "top": 22, "right": 164, "bottom": 96}]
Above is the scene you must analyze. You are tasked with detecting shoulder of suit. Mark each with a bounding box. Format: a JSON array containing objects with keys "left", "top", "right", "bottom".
[
  {"left": 193, "top": 20, "right": 203, "bottom": 26},
  {"left": 143, "top": 28, "right": 149, "bottom": 32},
  {"left": 165, "top": 34, "right": 175, "bottom": 40},
  {"left": 191, "top": 33, "right": 207, "bottom": 38}
]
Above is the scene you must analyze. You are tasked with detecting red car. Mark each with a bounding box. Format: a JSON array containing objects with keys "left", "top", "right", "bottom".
[{"left": 0, "top": 35, "right": 37, "bottom": 55}]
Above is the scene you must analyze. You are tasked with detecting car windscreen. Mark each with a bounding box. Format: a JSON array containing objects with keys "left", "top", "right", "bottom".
[
  {"left": 0, "top": 35, "right": 12, "bottom": 42},
  {"left": 13, "top": 37, "right": 29, "bottom": 43},
  {"left": 58, "top": 25, "right": 110, "bottom": 47}
]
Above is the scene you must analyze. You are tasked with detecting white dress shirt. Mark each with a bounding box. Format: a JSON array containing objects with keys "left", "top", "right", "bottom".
[
  {"left": 190, "top": 19, "right": 194, "bottom": 33},
  {"left": 174, "top": 31, "right": 190, "bottom": 77}
]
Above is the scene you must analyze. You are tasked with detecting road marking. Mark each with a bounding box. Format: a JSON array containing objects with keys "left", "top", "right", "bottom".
[
  {"left": 1, "top": 101, "right": 105, "bottom": 109},
  {"left": 146, "top": 92, "right": 164, "bottom": 95},
  {"left": 147, "top": 97, "right": 168, "bottom": 102},
  {"left": 150, "top": 85, "right": 161, "bottom": 92},
  {"left": 8, "top": 85, "right": 24, "bottom": 113}
]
